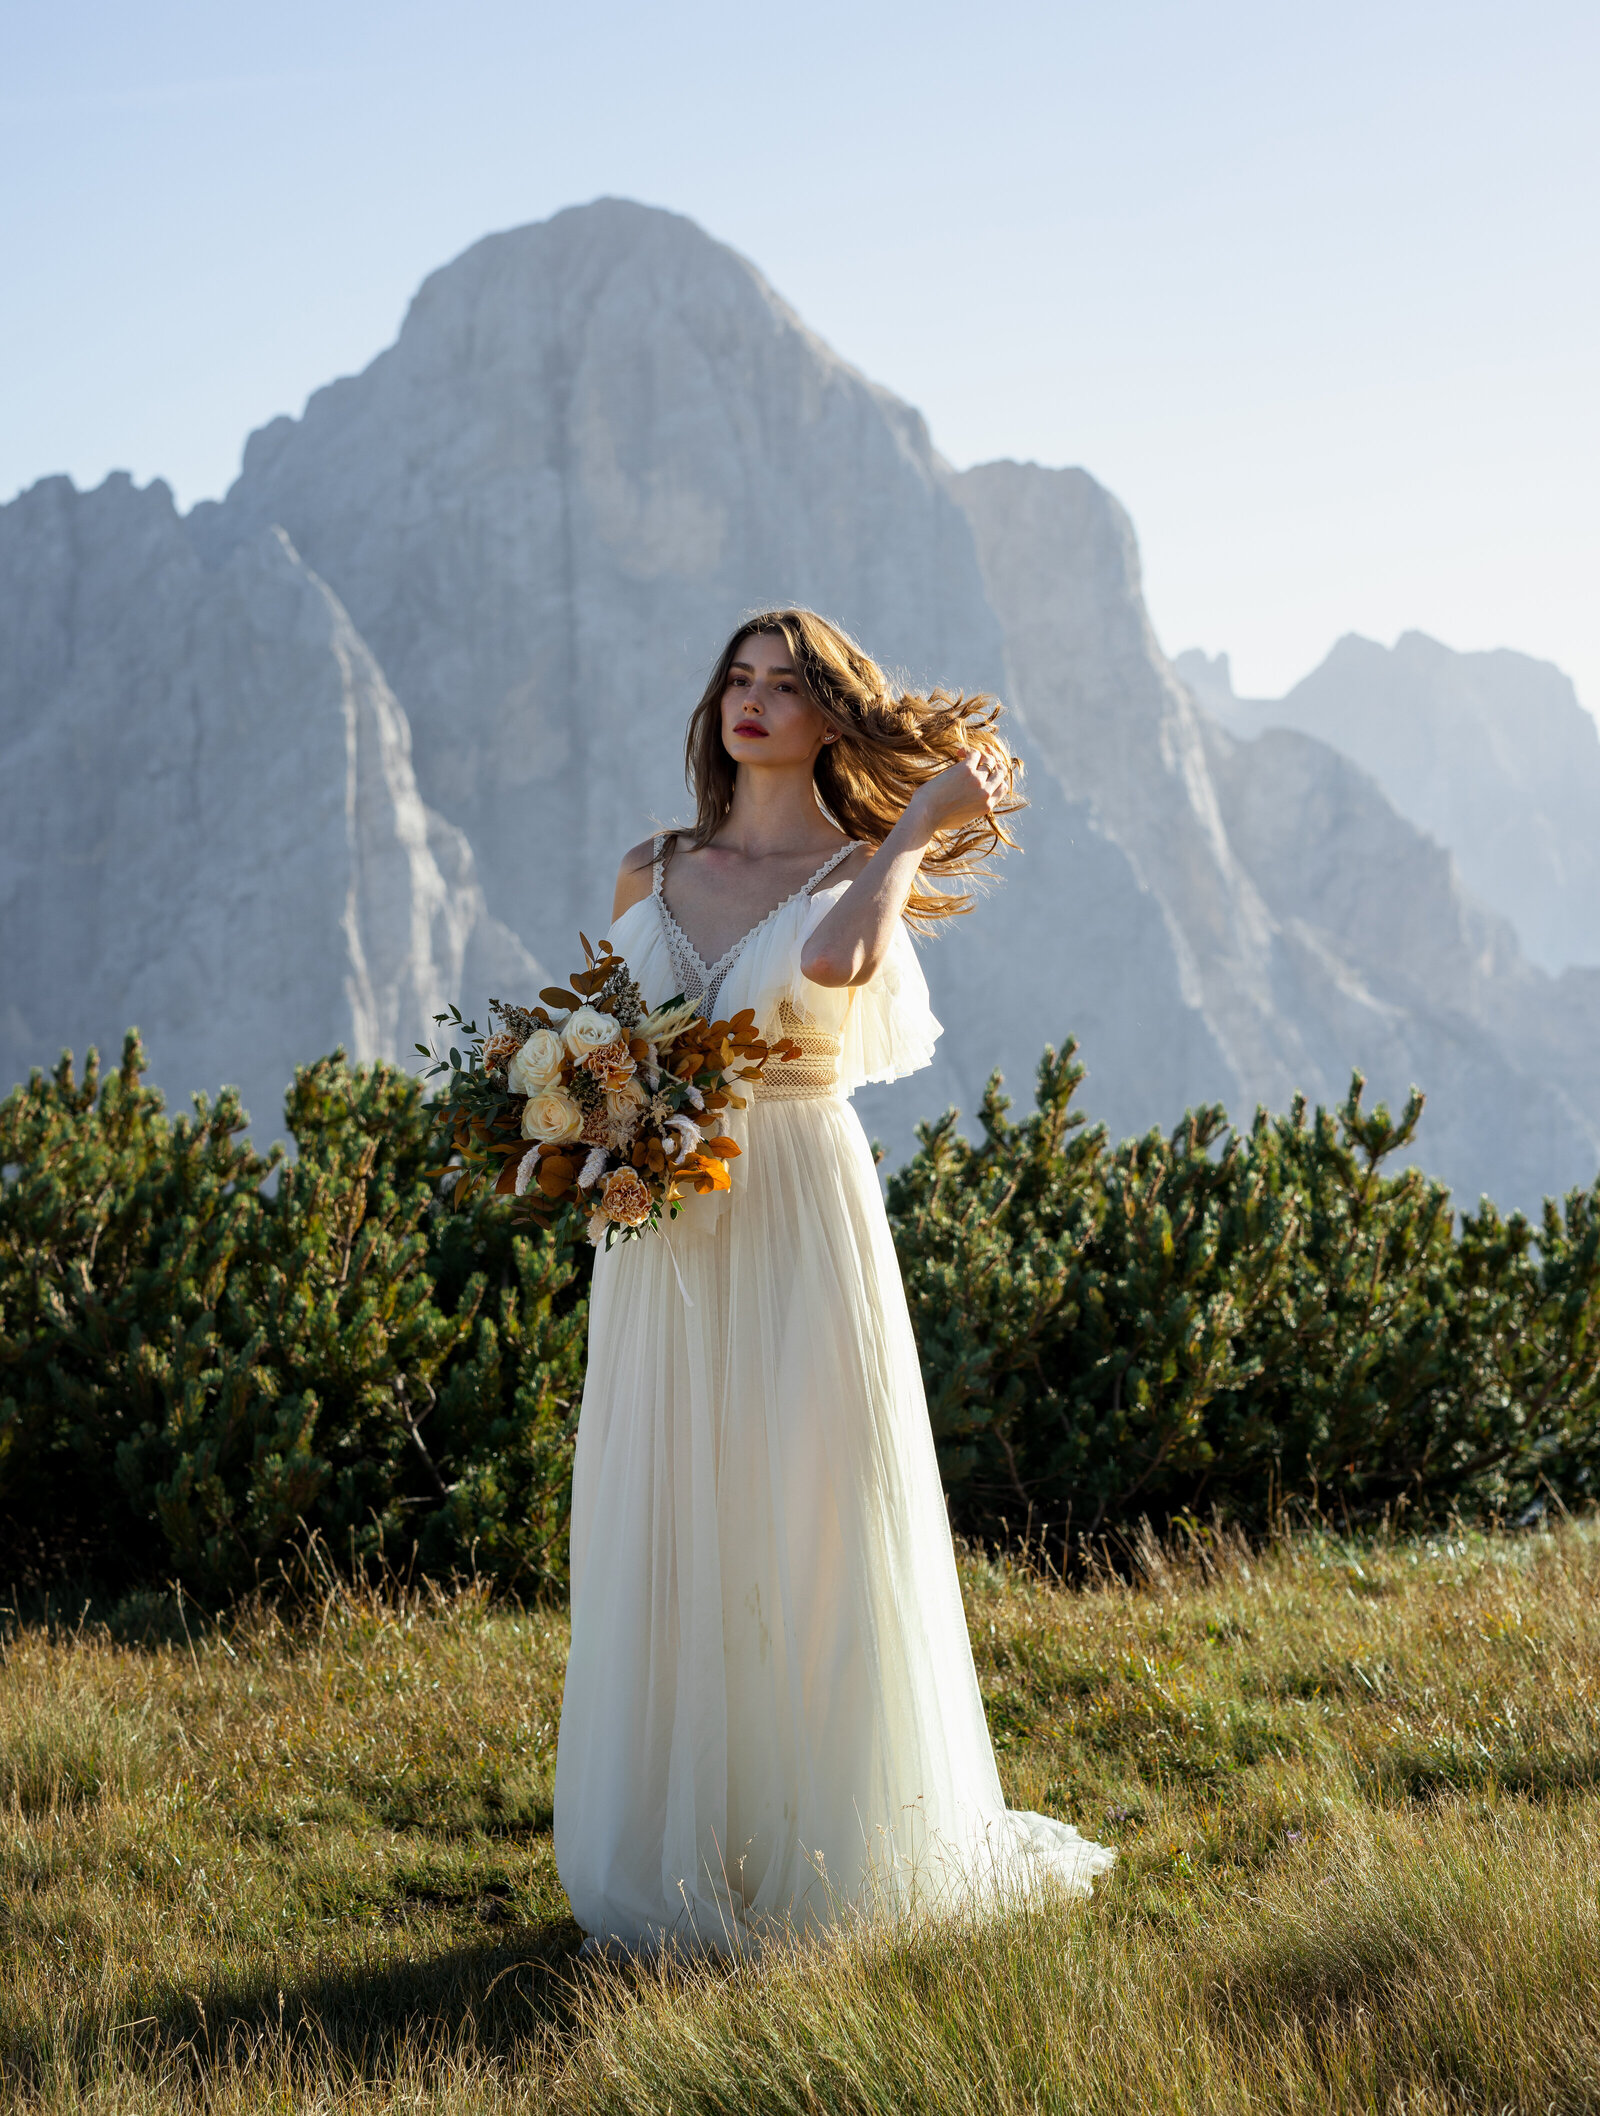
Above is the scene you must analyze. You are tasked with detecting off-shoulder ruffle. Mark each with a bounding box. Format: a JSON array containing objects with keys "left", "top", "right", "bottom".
[
  {"left": 603, "top": 880, "right": 942, "bottom": 1097},
  {"left": 593, "top": 882, "right": 940, "bottom": 1238}
]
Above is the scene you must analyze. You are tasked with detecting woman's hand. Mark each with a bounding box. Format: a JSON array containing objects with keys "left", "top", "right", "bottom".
[
  {"left": 801, "top": 747, "right": 1013, "bottom": 988},
  {"left": 906, "top": 749, "right": 1011, "bottom": 838}
]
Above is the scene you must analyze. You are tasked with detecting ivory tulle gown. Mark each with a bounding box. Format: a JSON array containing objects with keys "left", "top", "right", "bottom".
[{"left": 553, "top": 837, "right": 1113, "bottom": 1949}]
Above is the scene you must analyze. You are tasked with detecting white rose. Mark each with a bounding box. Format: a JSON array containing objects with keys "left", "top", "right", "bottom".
[
  {"left": 507, "top": 1027, "right": 566, "bottom": 1096},
  {"left": 564, "top": 1006, "right": 622, "bottom": 1059},
  {"left": 520, "top": 1087, "right": 584, "bottom": 1144}
]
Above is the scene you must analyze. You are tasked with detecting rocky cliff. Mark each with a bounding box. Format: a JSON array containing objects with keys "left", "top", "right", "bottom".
[
  {"left": 952, "top": 462, "right": 1600, "bottom": 1205},
  {"left": 0, "top": 472, "right": 535, "bottom": 1140}
]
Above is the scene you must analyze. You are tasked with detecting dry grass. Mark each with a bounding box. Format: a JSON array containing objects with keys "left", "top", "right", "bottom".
[{"left": 4, "top": 1520, "right": 1599, "bottom": 2112}]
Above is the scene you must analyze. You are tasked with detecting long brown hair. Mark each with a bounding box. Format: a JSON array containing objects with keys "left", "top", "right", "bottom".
[{"left": 680, "top": 608, "right": 1024, "bottom": 926}]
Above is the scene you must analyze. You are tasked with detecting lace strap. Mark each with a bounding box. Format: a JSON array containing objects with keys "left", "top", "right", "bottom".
[
  {"left": 802, "top": 840, "right": 860, "bottom": 895},
  {"left": 650, "top": 832, "right": 672, "bottom": 898}
]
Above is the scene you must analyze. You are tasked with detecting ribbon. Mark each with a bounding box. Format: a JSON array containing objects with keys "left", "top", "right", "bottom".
[{"left": 659, "top": 1221, "right": 697, "bottom": 1309}]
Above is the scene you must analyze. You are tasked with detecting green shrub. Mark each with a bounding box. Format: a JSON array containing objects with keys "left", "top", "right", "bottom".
[
  {"left": 0, "top": 1036, "right": 589, "bottom": 1599},
  {"left": 888, "top": 1041, "right": 1600, "bottom": 1542},
  {"left": 4, "top": 1031, "right": 1597, "bottom": 1597}
]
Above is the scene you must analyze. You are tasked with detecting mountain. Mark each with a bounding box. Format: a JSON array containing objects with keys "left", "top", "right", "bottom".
[
  {"left": 197, "top": 199, "right": 1227, "bottom": 1152},
  {"left": 0, "top": 471, "right": 535, "bottom": 1139},
  {"left": 953, "top": 464, "right": 1600, "bottom": 1205},
  {"left": 1176, "top": 633, "right": 1600, "bottom": 973},
  {"left": 3, "top": 198, "right": 1597, "bottom": 1208}
]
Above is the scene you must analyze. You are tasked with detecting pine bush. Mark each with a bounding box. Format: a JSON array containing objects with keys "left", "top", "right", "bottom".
[
  {"left": 4, "top": 1032, "right": 1596, "bottom": 1596},
  {"left": 887, "top": 1042, "right": 1600, "bottom": 1543},
  {"left": 1, "top": 1038, "right": 589, "bottom": 1598}
]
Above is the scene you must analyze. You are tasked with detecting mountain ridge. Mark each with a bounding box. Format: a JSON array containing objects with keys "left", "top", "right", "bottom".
[{"left": 3, "top": 198, "right": 1595, "bottom": 1207}]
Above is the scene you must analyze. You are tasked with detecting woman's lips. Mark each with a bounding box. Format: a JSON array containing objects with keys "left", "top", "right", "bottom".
[{"left": 733, "top": 721, "right": 768, "bottom": 737}]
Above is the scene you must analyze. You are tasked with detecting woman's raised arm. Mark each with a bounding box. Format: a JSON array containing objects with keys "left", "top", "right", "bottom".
[{"left": 800, "top": 753, "right": 1009, "bottom": 987}]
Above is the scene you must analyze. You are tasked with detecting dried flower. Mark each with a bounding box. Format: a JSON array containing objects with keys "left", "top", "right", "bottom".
[
  {"left": 602, "top": 1167, "right": 652, "bottom": 1228},
  {"left": 637, "top": 996, "right": 700, "bottom": 1048},
  {"left": 483, "top": 1031, "right": 522, "bottom": 1075},
  {"left": 584, "top": 1038, "right": 637, "bottom": 1087}
]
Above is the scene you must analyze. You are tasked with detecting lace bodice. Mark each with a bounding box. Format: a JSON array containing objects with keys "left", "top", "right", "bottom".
[{"left": 652, "top": 833, "right": 860, "bottom": 1021}]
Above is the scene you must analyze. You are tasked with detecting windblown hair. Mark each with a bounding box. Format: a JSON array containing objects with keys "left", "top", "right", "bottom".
[{"left": 681, "top": 608, "right": 1025, "bottom": 926}]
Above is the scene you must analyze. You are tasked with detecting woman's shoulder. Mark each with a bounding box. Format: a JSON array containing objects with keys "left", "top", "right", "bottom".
[{"left": 613, "top": 832, "right": 666, "bottom": 920}]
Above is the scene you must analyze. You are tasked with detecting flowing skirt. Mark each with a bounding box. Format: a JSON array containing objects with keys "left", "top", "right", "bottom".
[{"left": 553, "top": 1093, "right": 1112, "bottom": 1949}]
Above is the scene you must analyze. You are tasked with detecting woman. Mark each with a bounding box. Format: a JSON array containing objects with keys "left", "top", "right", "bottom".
[{"left": 553, "top": 609, "right": 1111, "bottom": 1951}]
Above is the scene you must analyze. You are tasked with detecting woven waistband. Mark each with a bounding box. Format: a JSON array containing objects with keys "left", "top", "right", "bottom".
[{"left": 753, "top": 1000, "right": 842, "bottom": 1102}]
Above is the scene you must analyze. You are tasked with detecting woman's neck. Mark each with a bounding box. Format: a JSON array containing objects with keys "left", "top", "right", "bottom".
[{"left": 710, "top": 763, "right": 845, "bottom": 860}]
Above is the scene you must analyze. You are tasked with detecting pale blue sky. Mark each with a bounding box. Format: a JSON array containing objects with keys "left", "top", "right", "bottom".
[{"left": 5, "top": 2, "right": 1597, "bottom": 710}]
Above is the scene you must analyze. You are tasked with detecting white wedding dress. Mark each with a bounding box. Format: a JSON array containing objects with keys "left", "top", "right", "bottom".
[{"left": 553, "top": 839, "right": 1112, "bottom": 1950}]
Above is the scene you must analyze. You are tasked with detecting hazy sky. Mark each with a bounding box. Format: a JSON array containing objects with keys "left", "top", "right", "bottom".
[{"left": 5, "top": 2, "right": 1597, "bottom": 711}]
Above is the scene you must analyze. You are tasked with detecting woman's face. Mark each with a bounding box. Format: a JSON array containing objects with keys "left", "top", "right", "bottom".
[{"left": 720, "top": 633, "right": 837, "bottom": 770}]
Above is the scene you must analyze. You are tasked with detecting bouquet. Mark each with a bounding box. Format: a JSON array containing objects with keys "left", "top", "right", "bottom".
[{"left": 419, "top": 934, "right": 799, "bottom": 1245}]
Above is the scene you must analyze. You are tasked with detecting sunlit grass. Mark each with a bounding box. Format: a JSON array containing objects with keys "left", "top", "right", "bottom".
[{"left": 4, "top": 1520, "right": 1599, "bottom": 2111}]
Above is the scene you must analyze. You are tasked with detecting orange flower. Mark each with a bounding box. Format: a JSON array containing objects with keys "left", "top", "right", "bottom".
[
  {"left": 483, "top": 1032, "right": 522, "bottom": 1074},
  {"left": 602, "top": 1167, "right": 652, "bottom": 1228}
]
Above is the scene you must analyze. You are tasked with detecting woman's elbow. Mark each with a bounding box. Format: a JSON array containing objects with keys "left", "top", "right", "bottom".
[
  {"left": 801, "top": 943, "right": 880, "bottom": 988},
  {"left": 800, "top": 945, "right": 851, "bottom": 987}
]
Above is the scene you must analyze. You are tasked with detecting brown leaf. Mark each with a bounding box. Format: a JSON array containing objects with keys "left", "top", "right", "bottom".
[
  {"left": 537, "top": 1156, "right": 576, "bottom": 1199},
  {"left": 703, "top": 1136, "right": 741, "bottom": 1157},
  {"left": 541, "top": 987, "right": 580, "bottom": 1010}
]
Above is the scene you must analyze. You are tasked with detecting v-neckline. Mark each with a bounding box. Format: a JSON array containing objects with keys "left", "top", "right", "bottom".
[{"left": 654, "top": 838, "right": 859, "bottom": 990}]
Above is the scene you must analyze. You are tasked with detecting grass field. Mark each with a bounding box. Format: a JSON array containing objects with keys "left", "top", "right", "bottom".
[{"left": 4, "top": 1519, "right": 1599, "bottom": 2113}]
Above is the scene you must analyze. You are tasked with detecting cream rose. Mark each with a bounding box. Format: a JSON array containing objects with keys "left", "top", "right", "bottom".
[
  {"left": 605, "top": 1076, "right": 647, "bottom": 1119},
  {"left": 506, "top": 1027, "right": 566, "bottom": 1096},
  {"left": 563, "top": 1006, "right": 622, "bottom": 1059},
  {"left": 520, "top": 1086, "right": 584, "bottom": 1144}
]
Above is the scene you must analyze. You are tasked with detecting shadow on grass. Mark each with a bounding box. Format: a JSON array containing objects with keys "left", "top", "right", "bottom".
[{"left": 4, "top": 1913, "right": 596, "bottom": 2096}]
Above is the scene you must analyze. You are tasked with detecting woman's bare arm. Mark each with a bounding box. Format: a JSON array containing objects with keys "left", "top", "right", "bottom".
[{"left": 800, "top": 754, "right": 1008, "bottom": 987}]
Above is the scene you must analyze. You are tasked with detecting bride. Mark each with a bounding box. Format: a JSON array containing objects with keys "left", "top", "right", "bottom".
[{"left": 553, "top": 609, "right": 1112, "bottom": 1950}]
